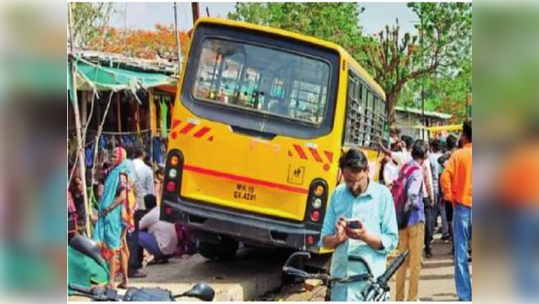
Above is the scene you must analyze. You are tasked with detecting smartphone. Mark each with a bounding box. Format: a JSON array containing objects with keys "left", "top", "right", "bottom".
[{"left": 346, "top": 219, "right": 363, "bottom": 229}]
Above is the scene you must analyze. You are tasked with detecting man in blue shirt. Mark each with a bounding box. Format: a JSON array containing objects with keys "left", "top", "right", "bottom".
[
  {"left": 320, "top": 149, "right": 399, "bottom": 301},
  {"left": 395, "top": 139, "right": 428, "bottom": 301}
]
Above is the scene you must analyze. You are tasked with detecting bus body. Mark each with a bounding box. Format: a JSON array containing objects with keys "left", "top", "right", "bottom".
[{"left": 161, "top": 18, "right": 387, "bottom": 258}]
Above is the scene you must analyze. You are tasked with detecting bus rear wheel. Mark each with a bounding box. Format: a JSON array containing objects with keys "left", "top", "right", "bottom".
[{"left": 197, "top": 236, "right": 239, "bottom": 260}]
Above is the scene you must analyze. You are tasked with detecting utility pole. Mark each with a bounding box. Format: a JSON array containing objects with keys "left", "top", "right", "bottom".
[
  {"left": 420, "top": 11, "right": 426, "bottom": 140},
  {"left": 466, "top": 85, "right": 472, "bottom": 121},
  {"left": 68, "top": 2, "right": 91, "bottom": 236},
  {"left": 192, "top": 2, "right": 200, "bottom": 25},
  {"left": 173, "top": 2, "right": 183, "bottom": 72}
]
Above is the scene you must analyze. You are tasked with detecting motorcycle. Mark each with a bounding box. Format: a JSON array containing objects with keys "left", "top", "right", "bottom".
[{"left": 68, "top": 234, "right": 215, "bottom": 301}]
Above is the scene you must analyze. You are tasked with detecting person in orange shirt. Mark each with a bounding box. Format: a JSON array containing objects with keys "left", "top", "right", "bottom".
[
  {"left": 498, "top": 122, "right": 539, "bottom": 299},
  {"left": 441, "top": 120, "right": 472, "bottom": 301}
]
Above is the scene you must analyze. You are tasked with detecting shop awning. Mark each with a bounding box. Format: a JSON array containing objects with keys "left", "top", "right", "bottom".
[{"left": 74, "top": 59, "right": 177, "bottom": 95}]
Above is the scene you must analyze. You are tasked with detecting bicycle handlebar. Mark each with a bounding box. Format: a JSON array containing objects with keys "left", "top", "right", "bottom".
[
  {"left": 282, "top": 249, "right": 409, "bottom": 301},
  {"left": 377, "top": 250, "right": 409, "bottom": 287}
]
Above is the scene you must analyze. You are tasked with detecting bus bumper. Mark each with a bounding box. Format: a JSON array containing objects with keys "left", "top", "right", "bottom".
[{"left": 161, "top": 198, "right": 322, "bottom": 252}]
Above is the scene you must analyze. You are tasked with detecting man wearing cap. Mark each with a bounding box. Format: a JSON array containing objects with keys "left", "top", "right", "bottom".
[{"left": 320, "top": 149, "right": 399, "bottom": 301}]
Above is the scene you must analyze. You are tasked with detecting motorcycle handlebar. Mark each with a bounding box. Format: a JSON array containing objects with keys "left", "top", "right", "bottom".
[{"left": 68, "top": 284, "right": 93, "bottom": 295}]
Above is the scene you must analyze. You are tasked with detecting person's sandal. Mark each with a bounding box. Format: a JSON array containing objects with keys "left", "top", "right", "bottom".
[
  {"left": 128, "top": 270, "right": 147, "bottom": 278},
  {"left": 147, "top": 258, "right": 169, "bottom": 266},
  {"left": 117, "top": 282, "right": 129, "bottom": 289}
]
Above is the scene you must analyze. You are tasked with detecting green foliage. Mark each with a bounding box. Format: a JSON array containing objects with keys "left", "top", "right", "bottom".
[
  {"left": 70, "top": 2, "right": 114, "bottom": 48},
  {"left": 229, "top": 2, "right": 366, "bottom": 63},
  {"left": 228, "top": 2, "right": 472, "bottom": 126},
  {"left": 363, "top": 2, "right": 471, "bottom": 127},
  {"left": 399, "top": 59, "right": 472, "bottom": 123}
]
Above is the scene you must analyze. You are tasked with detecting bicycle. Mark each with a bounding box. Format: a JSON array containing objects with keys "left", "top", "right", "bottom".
[{"left": 283, "top": 249, "right": 409, "bottom": 301}]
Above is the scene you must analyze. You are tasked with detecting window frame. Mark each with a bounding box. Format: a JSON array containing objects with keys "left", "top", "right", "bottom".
[{"left": 180, "top": 23, "right": 340, "bottom": 139}]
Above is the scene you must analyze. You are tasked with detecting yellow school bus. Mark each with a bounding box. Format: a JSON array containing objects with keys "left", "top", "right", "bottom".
[{"left": 160, "top": 18, "right": 387, "bottom": 259}]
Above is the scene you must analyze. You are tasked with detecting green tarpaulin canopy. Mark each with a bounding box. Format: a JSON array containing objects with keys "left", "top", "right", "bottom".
[{"left": 74, "top": 59, "right": 176, "bottom": 94}]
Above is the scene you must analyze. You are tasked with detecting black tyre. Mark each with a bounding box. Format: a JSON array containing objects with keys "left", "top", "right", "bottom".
[{"left": 197, "top": 236, "right": 239, "bottom": 260}]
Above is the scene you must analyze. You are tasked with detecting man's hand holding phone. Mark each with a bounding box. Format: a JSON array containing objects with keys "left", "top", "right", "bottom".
[{"left": 345, "top": 219, "right": 367, "bottom": 240}]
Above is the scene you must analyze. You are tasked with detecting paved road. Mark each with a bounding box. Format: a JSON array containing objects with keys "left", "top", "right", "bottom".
[{"left": 69, "top": 234, "right": 470, "bottom": 301}]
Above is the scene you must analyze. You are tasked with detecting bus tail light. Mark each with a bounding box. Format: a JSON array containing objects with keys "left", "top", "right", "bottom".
[
  {"left": 312, "top": 198, "right": 322, "bottom": 209},
  {"left": 311, "top": 210, "right": 320, "bottom": 222},
  {"left": 163, "top": 150, "right": 183, "bottom": 200},
  {"left": 166, "top": 181, "right": 176, "bottom": 192},
  {"left": 305, "top": 179, "right": 328, "bottom": 223},
  {"left": 314, "top": 185, "right": 324, "bottom": 196}
]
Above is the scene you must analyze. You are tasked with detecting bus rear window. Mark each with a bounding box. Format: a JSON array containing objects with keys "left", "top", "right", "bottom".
[{"left": 192, "top": 38, "right": 331, "bottom": 125}]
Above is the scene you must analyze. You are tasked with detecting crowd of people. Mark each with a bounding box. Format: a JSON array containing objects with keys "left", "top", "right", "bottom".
[
  {"left": 68, "top": 146, "right": 195, "bottom": 289},
  {"left": 321, "top": 121, "right": 473, "bottom": 301},
  {"left": 68, "top": 122, "right": 472, "bottom": 300}
]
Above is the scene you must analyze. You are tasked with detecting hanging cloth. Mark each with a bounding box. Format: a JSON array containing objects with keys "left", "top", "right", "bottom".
[
  {"left": 160, "top": 100, "right": 168, "bottom": 139},
  {"left": 149, "top": 91, "right": 158, "bottom": 137}
]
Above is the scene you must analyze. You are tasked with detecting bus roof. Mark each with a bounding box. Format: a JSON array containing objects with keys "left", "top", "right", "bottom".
[{"left": 194, "top": 18, "right": 386, "bottom": 100}]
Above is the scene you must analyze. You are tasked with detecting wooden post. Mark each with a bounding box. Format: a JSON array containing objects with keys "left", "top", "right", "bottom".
[
  {"left": 117, "top": 93, "right": 122, "bottom": 132},
  {"left": 174, "top": 2, "right": 183, "bottom": 71},
  {"left": 82, "top": 91, "right": 87, "bottom": 129},
  {"left": 192, "top": 2, "right": 200, "bottom": 25},
  {"left": 68, "top": 3, "right": 91, "bottom": 236},
  {"left": 136, "top": 100, "right": 141, "bottom": 133},
  {"left": 149, "top": 89, "right": 155, "bottom": 168}
]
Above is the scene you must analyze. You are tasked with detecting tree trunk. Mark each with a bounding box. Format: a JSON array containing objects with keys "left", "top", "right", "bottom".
[{"left": 386, "top": 93, "right": 398, "bottom": 131}]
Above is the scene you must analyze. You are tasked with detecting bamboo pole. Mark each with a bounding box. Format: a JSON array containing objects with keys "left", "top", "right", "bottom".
[
  {"left": 174, "top": 2, "right": 183, "bottom": 72},
  {"left": 68, "top": 3, "right": 91, "bottom": 236},
  {"left": 117, "top": 93, "right": 122, "bottom": 132},
  {"left": 82, "top": 91, "right": 87, "bottom": 129},
  {"left": 91, "top": 92, "right": 114, "bottom": 189}
]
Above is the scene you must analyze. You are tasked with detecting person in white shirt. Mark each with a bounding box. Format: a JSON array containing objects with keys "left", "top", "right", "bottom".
[
  {"left": 428, "top": 139, "right": 450, "bottom": 241},
  {"left": 132, "top": 148, "right": 155, "bottom": 211},
  {"left": 378, "top": 135, "right": 413, "bottom": 172},
  {"left": 422, "top": 150, "right": 436, "bottom": 258},
  {"left": 139, "top": 194, "right": 178, "bottom": 264},
  {"left": 127, "top": 147, "right": 155, "bottom": 278},
  {"left": 383, "top": 142, "right": 404, "bottom": 186}
]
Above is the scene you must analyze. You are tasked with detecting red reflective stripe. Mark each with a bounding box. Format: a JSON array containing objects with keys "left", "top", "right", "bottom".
[
  {"left": 183, "top": 165, "right": 308, "bottom": 194},
  {"left": 180, "top": 123, "right": 196, "bottom": 134},
  {"left": 324, "top": 151, "right": 334, "bottom": 163},
  {"left": 309, "top": 147, "right": 323, "bottom": 163},
  {"left": 172, "top": 119, "right": 181, "bottom": 130},
  {"left": 293, "top": 144, "right": 308, "bottom": 160},
  {"left": 193, "top": 126, "right": 211, "bottom": 138}
]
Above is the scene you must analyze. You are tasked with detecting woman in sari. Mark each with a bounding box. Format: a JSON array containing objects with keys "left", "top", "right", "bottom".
[{"left": 93, "top": 147, "right": 136, "bottom": 289}]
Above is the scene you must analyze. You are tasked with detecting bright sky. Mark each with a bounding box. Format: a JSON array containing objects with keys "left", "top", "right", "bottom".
[{"left": 109, "top": 2, "right": 418, "bottom": 36}]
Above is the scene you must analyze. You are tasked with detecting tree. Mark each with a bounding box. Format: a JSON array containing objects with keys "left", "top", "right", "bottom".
[
  {"left": 88, "top": 24, "right": 190, "bottom": 61},
  {"left": 398, "top": 59, "right": 471, "bottom": 123},
  {"left": 71, "top": 2, "right": 114, "bottom": 48},
  {"left": 363, "top": 2, "right": 472, "bottom": 128},
  {"left": 229, "top": 2, "right": 366, "bottom": 63}
]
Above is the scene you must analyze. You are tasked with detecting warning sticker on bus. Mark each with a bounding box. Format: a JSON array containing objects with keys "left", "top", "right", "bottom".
[{"left": 234, "top": 183, "right": 257, "bottom": 201}]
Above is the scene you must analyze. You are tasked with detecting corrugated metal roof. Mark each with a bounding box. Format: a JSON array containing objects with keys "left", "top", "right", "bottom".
[{"left": 395, "top": 106, "right": 452, "bottom": 120}]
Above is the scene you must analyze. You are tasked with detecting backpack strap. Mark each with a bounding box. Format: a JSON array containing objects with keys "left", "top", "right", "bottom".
[{"left": 402, "top": 164, "right": 420, "bottom": 178}]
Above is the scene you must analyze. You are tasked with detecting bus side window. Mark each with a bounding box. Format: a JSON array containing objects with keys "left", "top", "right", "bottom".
[{"left": 344, "top": 77, "right": 355, "bottom": 145}]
